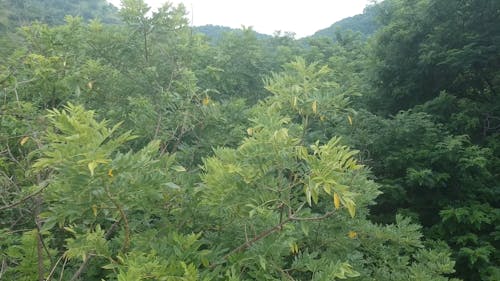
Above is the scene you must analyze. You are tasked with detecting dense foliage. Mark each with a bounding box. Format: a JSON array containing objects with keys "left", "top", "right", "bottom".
[
  {"left": 0, "top": 0, "right": 498, "bottom": 280},
  {"left": 364, "top": 1, "right": 500, "bottom": 280}
]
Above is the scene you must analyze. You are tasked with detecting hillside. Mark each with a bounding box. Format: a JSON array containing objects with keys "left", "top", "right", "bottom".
[
  {"left": 196, "top": 6, "right": 379, "bottom": 43},
  {"left": 311, "top": 5, "right": 379, "bottom": 39},
  {"left": 0, "top": 0, "right": 119, "bottom": 27},
  {"left": 195, "top": 24, "right": 271, "bottom": 42}
]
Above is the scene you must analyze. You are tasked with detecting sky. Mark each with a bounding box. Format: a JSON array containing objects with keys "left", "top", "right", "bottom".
[{"left": 107, "top": 0, "right": 372, "bottom": 38}]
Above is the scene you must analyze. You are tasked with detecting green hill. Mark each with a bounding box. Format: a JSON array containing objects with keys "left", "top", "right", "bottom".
[
  {"left": 195, "top": 5, "right": 379, "bottom": 43},
  {"left": 0, "top": 0, "right": 119, "bottom": 27},
  {"left": 195, "top": 24, "right": 271, "bottom": 43},
  {"left": 311, "top": 5, "right": 379, "bottom": 39}
]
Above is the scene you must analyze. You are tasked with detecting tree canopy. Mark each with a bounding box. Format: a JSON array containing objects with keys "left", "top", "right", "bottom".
[{"left": 0, "top": 0, "right": 498, "bottom": 280}]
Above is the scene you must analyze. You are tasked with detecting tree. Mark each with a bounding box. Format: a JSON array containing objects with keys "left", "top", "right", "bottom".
[
  {"left": 0, "top": 65, "right": 457, "bottom": 281},
  {"left": 4, "top": 1, "right": 493, "bottom": 280},
  {"left": 1, "top": 104, "right": 206, "bottom": 280},
  {"left": 333, "top": 108, "right": 500, "bottom": 281},
  {"left": 361, "top": 1, "right": 500, "bottom": 279},
  {"left": 191, "top": 59, "right": 456, "bottom": 280},
  {"left": 200, "top": 27, "right": 269, "bottom": 104},
  {"left": 368, "top": 0, "right": 500, "bottom": 138}
]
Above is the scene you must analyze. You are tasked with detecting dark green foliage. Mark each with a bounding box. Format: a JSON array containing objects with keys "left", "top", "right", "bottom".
[
  {"left": 359, "top": 1, "right": 500, "bottom": 280},
  {"left": 368, "top": 0, "right": 500, "bottom": 119},
  {"left": 1, "top": 0, "right": 119, "bottom": 26},
  {"left": 334, "top": 109, "right": 499, "bottom": 281}
]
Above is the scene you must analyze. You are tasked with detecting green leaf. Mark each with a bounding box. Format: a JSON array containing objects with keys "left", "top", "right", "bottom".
[
  {"left": 259, "top": 255, "right": 267, "bottom": 270},
  {"left": 165, "top": 182, "right": 181, "bottom": 189},
  {"left": 171, "top": 165, "right": 187, "bottom": 172}
]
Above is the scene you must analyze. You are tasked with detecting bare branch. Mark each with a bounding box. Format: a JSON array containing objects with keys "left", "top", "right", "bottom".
[{"left": 46, "top": 255, "right": 64, "bottom": 281}]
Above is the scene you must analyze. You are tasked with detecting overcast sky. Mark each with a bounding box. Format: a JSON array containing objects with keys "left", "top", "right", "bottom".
[{"left": 107, "top": 0, "right": 372, "bottom": 38}]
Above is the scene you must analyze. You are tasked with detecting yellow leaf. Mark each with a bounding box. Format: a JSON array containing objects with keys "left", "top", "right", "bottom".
[
  {"left": 108, "top": 169, "right": 113, "bottom": 177},
  {"left": 88, "top": 161, "right": 97, "bottom": 176},
  {"left": 345, "top": 199, "right": 356, "bottom": 218},
  {"left": 292, "top": 96, "right": 298, "bottom": 108},
  {"left": 87, "top": 81, "right": 93, "bottom": 89},
  {"left": 20, "top": 136, "right": 30, "bottom": 146},
  {"left": 348, "top": 115, "right": 353, "bottom": 126},
  {"left": 201, "top": 256, "right": 209, "bottom": 267},
  {"left": 247, "top": 128, "right": 253, "bottom": 136},
  {"left": 348, "top": 230, "right": 358, "bottom": 239},
  {"left": 63, "top": 226, "right": 76, "bottom": 234},
  {"left": 333, "top": 193, "right": 340, "bottom": 210},
  {"left": 290, "top": 242, "right": 299, "bottom": 254},
  {"left": 202, "top": 96, "right": 210, "bottom": 105},
  {"left": 312, "top": 100, "right": 318, "bottom": 114},
  {"left": 320, "top": 115, "right": 326, "bottom": 121}
]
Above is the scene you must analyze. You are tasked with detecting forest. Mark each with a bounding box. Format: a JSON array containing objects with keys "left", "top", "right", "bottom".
[{"left": 0, "top": 0, "right": 498, "bottom": 280}]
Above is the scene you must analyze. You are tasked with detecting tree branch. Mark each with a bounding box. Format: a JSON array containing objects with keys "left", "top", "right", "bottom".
[
  {"left": 220, "top": 217, "right": 292, "bottom": 263},
  {"left": 69, "top": 255, "right": 92, "bottom": 281},
  {"left": 105, "top": 187, "right": 130, "bottom": 252},
  {"left": 0, "top": 183, "right": 49, "bottom": 211},
  {"left": 210, "top": 207, "right": 335, "bottom": 268},
  {"left": 34, "top": 196, "right": 44, "bottom": 281},
  {"left": 46, "top": 255, "right": 64, "bottom": 281}
]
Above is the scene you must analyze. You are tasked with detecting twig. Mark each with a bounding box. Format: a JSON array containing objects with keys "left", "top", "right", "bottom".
[
  {"left": 210, "top": 204, "right": 335, "bottom": 268},
  {"left": 0, "top": 258, "right": 6, "bottom": 280},
  {"left": 35, "top": 212, "right": 53, "bottom": 264},
  {"left": 0, "top": 183, "right": 49, "bottom": 211},
  {"left": 105, "top": 188, "right": 130, "bottom": 252},
  {"left": 5, "top": 144, "right": 23, "bottom": 170},
  {"left": 153, "top": 113, "right": 162, "bottom": 139},
  {"left": 45, "top": 255, "right": 64, "bottom": 281},
  {"left": 219, "top": 217, "right": 292, "bottom": 263},
  {"left": 279, "top": 267, "right": 296, "bottom": 281},
  {"left": 69, "top": 255, "right": 92, "bottom": 281},
  {"left": 34, "top": 196, "right": 44, "bottom": 281},
  {"left": 58, "top": 257, "right": 68, "bottom": 281},
  {"left": 221, "top": 211, "right": 333, "bottom": 261}
]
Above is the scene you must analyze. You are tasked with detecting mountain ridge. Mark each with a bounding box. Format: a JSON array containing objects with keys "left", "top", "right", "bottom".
[
  {"left": 194, "top": 6, "right": 378, "bottom": 41},
  {"left": 1, "top": 0, "right": 377, "bottom": 41},
  {"left": 310, "top": 5, "right": 378, "bottom": 39}
]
